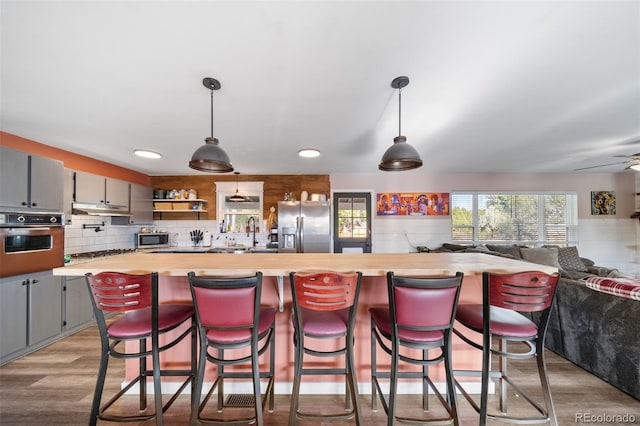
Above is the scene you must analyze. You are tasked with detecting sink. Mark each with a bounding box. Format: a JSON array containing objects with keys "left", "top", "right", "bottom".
[
  {"left": 151, "top": 249, "right": 208, "bottom": 253},
  {"left": 207, "top": 247, "right": 279, "bottom": 254}
]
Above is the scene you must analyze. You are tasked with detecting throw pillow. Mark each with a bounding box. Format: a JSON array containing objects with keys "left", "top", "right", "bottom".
[
  {"left": 520, "top": 247, "right": 560, "bottom": 268},
  {"left": 485, "top": 244, "right": 522, "bottom": 259},
  {"left": 557, "top": 246, "right": 588, "bottom": 272}
]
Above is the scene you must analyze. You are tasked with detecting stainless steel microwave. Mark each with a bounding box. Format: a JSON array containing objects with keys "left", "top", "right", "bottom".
[{"left": 136, "top": 232, "right": 169, "bottom": 248}]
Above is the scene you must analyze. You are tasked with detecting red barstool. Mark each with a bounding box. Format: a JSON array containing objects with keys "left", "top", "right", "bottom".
[
  {"left": 288, "top": 271, "right": 363, "bottom": 425},
  {"left": 453, "top": 271, "right": 560, "bottom": 426},
  {"left": 187, "top": 272, "right": 276, "bottom": 426},
  {"left": 85, "top": 271, "right": 196, "bottom": 426},
  {"left": 370, "top": 271, "right": 464, "bottom": 425}
]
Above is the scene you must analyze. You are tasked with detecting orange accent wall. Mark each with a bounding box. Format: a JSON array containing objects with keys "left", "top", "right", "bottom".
[{"left": 0, "top": 132, "right": 149, "bottom": 186}]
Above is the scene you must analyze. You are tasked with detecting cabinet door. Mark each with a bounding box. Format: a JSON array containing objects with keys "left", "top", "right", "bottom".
[
  {"left": 74, "top": 171, "right": 106, "bottom": 204},
  {"left": 129, "top": 183, "right": 153, "bottom": 224},
  {"left": 29, "top": 273, "right": 62, "bottom": 346},
  {"left": 0, "top": 147, "right": 29, "bottom": 209},
  {"left": 0, "top": 277, "right": 28, "bottom": 359},
  {"left": 105, "top": 178, "right": 130, "bottom": 208},
  {"left": 29, "top": 154, "right": 64, "bottom": 211},
  {"left": 64, "top": 276, "right": 94, "bottom": 330}
]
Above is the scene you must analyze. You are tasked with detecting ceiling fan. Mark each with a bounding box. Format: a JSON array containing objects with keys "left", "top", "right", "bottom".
[{"left": 574, "top": 152, "right": 640, "bottom": 171}]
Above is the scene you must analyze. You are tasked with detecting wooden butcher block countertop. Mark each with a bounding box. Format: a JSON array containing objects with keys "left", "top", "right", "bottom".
[{"left": 53, "top": 252, "right": 557, "bottom": 277}]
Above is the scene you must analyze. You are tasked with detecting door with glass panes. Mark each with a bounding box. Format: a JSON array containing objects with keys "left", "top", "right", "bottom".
[{"left": 333, "top": 192, "right": 372, "bottom": 253}]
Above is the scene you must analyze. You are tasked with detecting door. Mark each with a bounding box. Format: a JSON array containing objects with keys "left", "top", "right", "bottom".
[{"left": 333, "top": 192, "right": 372, "bottom": 253}]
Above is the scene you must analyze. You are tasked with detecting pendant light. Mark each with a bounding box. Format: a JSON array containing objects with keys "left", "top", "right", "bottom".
[
  {"left": 229, "top": 172, "right": 246, "bottom": 202},
  {"left": 378, "top": 76, "right": 423, "bottom": 171},
  {"left": 188, "top": 77, "right": 234, "bottom": 173}
]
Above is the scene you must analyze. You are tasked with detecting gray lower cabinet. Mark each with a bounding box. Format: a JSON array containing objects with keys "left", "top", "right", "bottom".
[
  {"left": 63, "top": 276, "right": 94, "bottom": 331},
  {"left": 29, "top": 274, "right": 63, "bottom": 346},
  {"left": 0, "top": 271, "right": 65, "bottom": 364},
  {"left": 0, "top": 277, "right": 28, "bottom": 360}
]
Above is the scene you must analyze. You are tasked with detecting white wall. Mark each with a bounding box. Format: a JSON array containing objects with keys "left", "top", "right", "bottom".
[{"left": 331, "top": 171, "right": 639, "bottom": 277}]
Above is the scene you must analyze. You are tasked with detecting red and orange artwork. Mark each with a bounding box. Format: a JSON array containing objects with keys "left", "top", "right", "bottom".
[{"left": 376, "top": 192, "right": 449, "bottom": 216}]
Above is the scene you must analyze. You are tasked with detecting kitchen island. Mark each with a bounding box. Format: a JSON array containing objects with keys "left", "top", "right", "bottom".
[{"left": 54, "top": 252, "right": 557, "bottom": 395}]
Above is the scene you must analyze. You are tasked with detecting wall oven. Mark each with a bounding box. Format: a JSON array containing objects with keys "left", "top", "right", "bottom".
[{"left": 0, "top": 212, "right": 64, "bottom": 278}]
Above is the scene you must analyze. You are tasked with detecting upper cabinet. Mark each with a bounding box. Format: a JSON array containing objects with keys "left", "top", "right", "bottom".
[
  {"left": 0, "top": 147, "right": 64, "bottom": 212},
  {"left": 128, "top": 183, "right": 153, "bottom": 224},
  {"left": 74, "top": 171, "right": 130, "bottom": 208}
]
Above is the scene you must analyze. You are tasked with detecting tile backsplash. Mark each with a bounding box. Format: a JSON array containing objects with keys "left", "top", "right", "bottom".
[{"left": 64, "top": 217, "right": 268, "bottom": 254}]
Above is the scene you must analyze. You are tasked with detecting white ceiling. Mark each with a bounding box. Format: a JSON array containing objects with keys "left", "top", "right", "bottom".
[{"left": 2, "top": 1, "right": 639, "bottom": 176}]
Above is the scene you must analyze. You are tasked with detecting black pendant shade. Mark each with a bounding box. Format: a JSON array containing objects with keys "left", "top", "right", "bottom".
[
  {"left": 188, "top": 77, "right": 234, "bottom": 173},
  {"left": 229, "top": 171, "right": 246, "bottom": 202},
  {"left": 378, "top": 76, "right": 423, "bottom": 172}
]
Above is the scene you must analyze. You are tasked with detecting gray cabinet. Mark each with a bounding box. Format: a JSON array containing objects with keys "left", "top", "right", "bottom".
[
  {"left": 29, "top": 274, "right": 62, "bottom": 345},
  {"left": 126, "top": 183, "right": 153, "bottom": 225},
  {"left": 0, "top": 147, "right": 64, "bottom": 211},
  {"left": 74, "top": 171, "right": 130, "bottom": 208},
  {"left": 0, "top": 271, "right": 63, "bottom": 364},
  {"left": 0, "top": 277, "right": 28, "bottom": 360},
  {"left": 63, "top": 276, "right": 94, "bottom": 331}
]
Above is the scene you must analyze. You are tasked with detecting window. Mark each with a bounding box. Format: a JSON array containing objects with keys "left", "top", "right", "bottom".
[
  {"left": 215, "top": 181, "right": 263, "bottom": 233},
  {"left": 451, "top": 192, "right": 578, "bottom": 246}
]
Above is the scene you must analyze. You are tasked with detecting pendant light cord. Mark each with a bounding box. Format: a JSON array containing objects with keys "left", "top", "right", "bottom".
[
  {"left": 210, "top": 89, "right": 214, "bottom": 138},
  {"left": 398, "top": 88, "right": 402, "bottom": 137}
]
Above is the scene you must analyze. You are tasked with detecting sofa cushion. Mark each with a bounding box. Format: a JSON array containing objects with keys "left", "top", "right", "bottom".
[
  {"left": 520, "top": 247, "right": 560, "bottom": 268},
  {"left": 485, "top": 244, "right": 522, "bottom": 259},
  {"left": 557, "top": 246, "right": 588, "bottom": 272}
]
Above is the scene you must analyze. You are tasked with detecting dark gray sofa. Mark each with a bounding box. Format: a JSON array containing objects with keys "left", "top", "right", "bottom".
[{"left": 432, "top": 243, "right": 640, "bottom": 400}]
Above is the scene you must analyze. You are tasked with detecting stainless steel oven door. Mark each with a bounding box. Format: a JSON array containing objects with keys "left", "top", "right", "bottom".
[{"left": 0, "top": 227, "right": 64, "bottom": 277}]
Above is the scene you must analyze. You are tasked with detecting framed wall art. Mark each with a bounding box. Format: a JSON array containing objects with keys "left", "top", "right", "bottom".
[
  {"left": 376, "top": 192, "right": 450, "bottom": 216},
  {"left": 591, "top": 191, "right": 616, "bottom": 215}
]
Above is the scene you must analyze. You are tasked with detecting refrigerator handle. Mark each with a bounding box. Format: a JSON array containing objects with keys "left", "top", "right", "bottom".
[{"left": 297, "top": 216, "right": 304, "bottom": 253}]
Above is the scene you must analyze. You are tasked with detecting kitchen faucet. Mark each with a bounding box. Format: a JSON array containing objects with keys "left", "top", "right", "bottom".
[{"left": 248, "top": 217, "right": 257, "bottom": 247}]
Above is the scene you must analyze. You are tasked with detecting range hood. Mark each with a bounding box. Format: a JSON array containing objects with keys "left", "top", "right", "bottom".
[{"left": 72, "top": 202, "right": 131, "bottom": 217}]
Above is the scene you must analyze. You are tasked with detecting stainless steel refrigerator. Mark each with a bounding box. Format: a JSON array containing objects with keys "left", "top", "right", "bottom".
[{"left": 278, "top": 200, "right": 331, "bottom": 253}]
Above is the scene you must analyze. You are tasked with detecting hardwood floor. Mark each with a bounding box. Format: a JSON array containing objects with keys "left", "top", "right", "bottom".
[{"left": 1, "top": 324, "right": 638, "bottom": 425}]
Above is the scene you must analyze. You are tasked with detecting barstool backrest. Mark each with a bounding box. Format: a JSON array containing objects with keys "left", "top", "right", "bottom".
[
  {"left": 290, "top": 271, "right": 361, "bottom": 311},
  {"left": 484, "top": 271, "right": 559, "bottom": 313},
  {"left": 86, "top": 271, "right": 155, "bottom": 313},
  {"left": 388, "top": 272, "right": 463, "bottom": 332},
  {"left": 188, "top": 272, "right": 262, "bottom": 332}
]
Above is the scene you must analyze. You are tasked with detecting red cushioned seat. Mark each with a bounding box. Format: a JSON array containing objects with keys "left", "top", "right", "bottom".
[
  {"left": 108, "top": 304, "right": 194, "bottom": 339},
  {"left": 205, "top": 306, "right": 277, "bottom": 344},
  {"left": 369, "top": 306, "right": 445, "bottom": 343},
  {"left": 454, "top": 304, "right": 538, "bottom": 338},
  {"left": 297, "top": 307, "right": 349, "bottom": 336}
]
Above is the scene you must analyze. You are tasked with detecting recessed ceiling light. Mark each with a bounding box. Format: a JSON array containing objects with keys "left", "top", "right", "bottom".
[
  {"left": 298, "top": 148, "right": 320, "bottom": 158},
  {"left": 134, "top": 149, "right": 162, "bottom": 159}
]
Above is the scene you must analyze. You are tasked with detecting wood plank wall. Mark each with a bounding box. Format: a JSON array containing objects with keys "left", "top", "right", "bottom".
[{"left": 150, "top": 175, "right": 330, "bottom": 221}]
